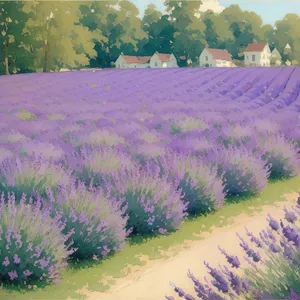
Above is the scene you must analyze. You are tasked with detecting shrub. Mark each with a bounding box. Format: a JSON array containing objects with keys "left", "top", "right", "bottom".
[
  {"left": 133, "top": 143, "right": 166, "bottom": 167},
  {"left": 259, "top": 134, "right": 300, "bottom": 180},
  {"left": 77, "top": 129, "right": 125, "bottom": 147},
  {"left": 0, "top": 192, "right": 71, "bottom": 288},
  {"left": 169, "top": 117, "right": 209, "bottom": 135},
  {"left": 210, "top": 146, "right": 271, "bottom": 198},
  {"left": 45, "top": 180, "right": 127, "bottom": 260},
  {"left": 69, "top": 146, "right": 135, "bottom": 188},
  {"left": 105, "top": 167, "right": 188, "bottom": 236},
  {"left": 20, "top": 141, "right": 65, "bottom": 161},
  {"left": 0, "top": 147, "right": 13, "bottom": 162},
  {"left": 166, "top": 202, "right": 300, "bottom": 300},
  {"left": 0, "top": 157, "right": 71, "bottom": 200},
  {"left": 161, "top": 153, "right": 225, "bottom": 215}
]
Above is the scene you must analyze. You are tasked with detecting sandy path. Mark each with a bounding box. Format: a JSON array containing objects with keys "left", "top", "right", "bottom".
[{"left": 75, "top": 193, "right": 298, "bottom": 300}]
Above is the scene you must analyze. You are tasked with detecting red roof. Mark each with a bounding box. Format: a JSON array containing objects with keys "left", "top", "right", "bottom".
[
  {"left": 206, "top": 48, "right": 232, "bottom": 61},
  {"left": 155, "top": 52, "right": 172, "bottom": 62},
  {"left": 244, "top": 43, "right": 268, "bottom": 52},
  {"left": 121, "top": 55, "right": 151, "bottom": 64}
]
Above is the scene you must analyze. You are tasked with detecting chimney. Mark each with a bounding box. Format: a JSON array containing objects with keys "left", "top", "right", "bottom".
[
  {"left": 121, "top": 52, "right": 124, "bottom": 55},
  {"left": 253, "top": 39, "right": 257, "bottom": 44}
]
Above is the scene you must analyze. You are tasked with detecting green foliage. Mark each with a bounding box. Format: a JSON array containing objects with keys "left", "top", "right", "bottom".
[{"left": 0, "top": 0, "right": 298, "bottom": 73}]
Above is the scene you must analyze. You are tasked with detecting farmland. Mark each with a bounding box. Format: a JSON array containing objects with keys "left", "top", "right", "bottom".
[{"left": 0, "top": 67, "right": 300, "bottom": 299}]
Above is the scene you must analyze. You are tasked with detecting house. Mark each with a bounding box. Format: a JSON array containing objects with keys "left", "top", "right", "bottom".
[
  {"left": 271, "top": 48, "right": 282, "bottom": 66},
  {"left": 199, "top": 47, "right": 235, "bottom": 67},
  {"left": 115, "top": 53, "right": 151, "bottom": 69},
  {"left": 244, "top": 41, "right": 271, "bottom": 67},
  {"left": 149, "top": 51, "right": 178, "bottom": 68}
]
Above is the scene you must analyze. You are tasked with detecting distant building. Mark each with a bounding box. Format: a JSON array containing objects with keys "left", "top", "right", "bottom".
[
  {"left": 271, "top": 48, "right": 282, "bottom": 66},
  {"left": 149, "top": 52, "right": 178, "bottom": 68},
  {"left": 199, "top": 47, "right": 235, "bottom": 67},
  {"left": 244, "top": 41, "right": 271, "bottom": 67},
  {"left": 114, "top": 52, "right": 178, "bottom": 69},
  {"left": 115, "top": 53, "right": 152, "bottom": 69}
]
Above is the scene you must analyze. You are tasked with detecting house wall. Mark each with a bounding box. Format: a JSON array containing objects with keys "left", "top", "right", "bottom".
[
  {"left": 149, "top": 53, "right": 178, "bottom": 68},
  {"left": 115, "top": 56, "right": 149, "bottom": 68},
  {"left": 244, "top": 46, "right": 271, "bottom": 66},
  {"left": 199, "top": 49, "right": 216, "bottom": 67},
  {"left": 166, "top": 54, "right": 179, "bottom": 67},
  {"left": 215, "top": 59, "right": 232, "bottom": 67},
  {"left": 199, "top": 49, "right": 233, "bottom": 67}
]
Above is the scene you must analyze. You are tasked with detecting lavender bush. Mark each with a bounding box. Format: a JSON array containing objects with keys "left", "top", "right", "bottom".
[
  {"left": 259, "top": 134, "right": 300, "bottom": 180},
  {"left": 161, "top": 153, "right": 225, "bottom": 215},
  {"left": 0, "top": 192, "right": 71, "bottom": 287},
  {"left": 68, "top": 146, "right": 135, "bottom": 188},
  {"left": 45, "top": 179, "right": 127, "bottom": 260},
  {"left": 105, "top": 167, "right": 188, "bottom": 236},
  {"left": 210, "top": 146, "right": 271, "bottom": 198},
  {"left": 166, "top": 197, "right": 300, "bottom": 300},
  {"left": 0, "top": 156, "right": 71, "bottom": 200}
]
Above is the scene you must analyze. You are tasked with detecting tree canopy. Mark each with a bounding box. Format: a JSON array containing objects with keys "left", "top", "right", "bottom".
[{"left": 0, "top": 0, "right": 299, "bottom": 75}]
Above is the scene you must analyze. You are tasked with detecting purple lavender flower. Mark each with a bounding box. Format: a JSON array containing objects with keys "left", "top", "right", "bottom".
[
  {"left": 204, "top": 261, "right": 229, "bottom": 293},
  {"left": 267, "top": 213, "right": 280, "bottom": 231},
  {"left": 283, "top": 206, "right": 297, "bottom": 224},
  {"left": 218, "top": 246, "right": 241, "bottom": 268}
]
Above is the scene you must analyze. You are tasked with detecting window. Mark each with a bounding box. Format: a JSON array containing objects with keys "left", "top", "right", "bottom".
[
  {"left": 252, "top": 55, "right": 255, "bottom": 62},
  {"left": 210, "top": 64, "right": 212, "bottom": 67},
  {"left": 154, "top": 62, "right": 158, "bottom": 67},
  {"left": 205, "top": 56, "right": 208, "bottom": 62}
]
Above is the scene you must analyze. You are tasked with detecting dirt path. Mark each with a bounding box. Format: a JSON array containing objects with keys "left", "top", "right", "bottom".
[{"left": 75, "top": 193, "right": 298, "bottom": 300}]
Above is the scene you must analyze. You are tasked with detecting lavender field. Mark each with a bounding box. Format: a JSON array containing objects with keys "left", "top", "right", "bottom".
[{"left": 0, "top": 67, "right": 300, "bottom": 296}]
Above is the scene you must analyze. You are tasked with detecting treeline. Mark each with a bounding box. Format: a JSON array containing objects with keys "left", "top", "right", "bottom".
[{"left": 0, "top": 0, "right": 299, "bottom": 75}]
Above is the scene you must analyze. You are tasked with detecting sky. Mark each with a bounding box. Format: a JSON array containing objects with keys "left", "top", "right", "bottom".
[{"left": 131, "top": 0, "right": 300, "bottom": 25}]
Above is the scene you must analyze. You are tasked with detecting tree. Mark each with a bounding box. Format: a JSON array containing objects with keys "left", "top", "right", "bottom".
[
  {"left": 80, "top": 0, "right": 146, "bottom": 68},
  {"left": 265, "top": 14, "right": 300, "bottom": 64},
  {"left": 0, "top": 1, "right": 31, "bottom": 75},
  {"left": 202, "top": 10, "right": 234, "bottom": 49},
  {"left": 23, "top": 1, "right": 96, "bottom": 72},
  {"left": 164, "top": 0, "right": 206, "bottom": 65},
  {"left": 221, "top": 5, "right": 265, "bottom": 60},
  {"left": 137, "top": 4, "right": 176, "bottom": 56}
]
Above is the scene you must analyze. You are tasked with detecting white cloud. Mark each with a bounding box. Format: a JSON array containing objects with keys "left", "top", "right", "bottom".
[{"left": 199, "top": 0, "right": 225, "bottom": 13}]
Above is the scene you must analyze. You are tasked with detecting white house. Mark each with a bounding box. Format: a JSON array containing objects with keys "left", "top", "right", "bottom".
[
  {"left": 115, "top": 54, "right": 151, "bottom": 69},
  {"left": 271, "top": 48, "right": 282, "bottom": 66},
  {"left": 149, "top": 51, "right": 178, "bottom": 68},
  {"left": 244, "top": 42, "right": 271, "bottom": 67},
  {"left": 199, "top": 47, "right": 235, "bottom": 67}
]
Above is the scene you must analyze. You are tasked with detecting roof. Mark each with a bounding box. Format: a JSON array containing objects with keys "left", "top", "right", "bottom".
[
  {"left": 121, "top": 55, "right": 151, "bottom": 64},
  {"left": 244, "top": 43, "right": 268, "bottom": 52},
  {"left": 205, "top": 48, "right": 232, "bottom": 61},
  {"left": 155, "top": 52, "right": 172, "bottom": 62},
  {"left": 272, "top": 48, "right": 281, "bottom": 57}
]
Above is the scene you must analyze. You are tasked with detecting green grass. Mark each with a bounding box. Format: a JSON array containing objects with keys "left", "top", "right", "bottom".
[{"left": 1, "top": 176, "right": 300, "bottom": 300}]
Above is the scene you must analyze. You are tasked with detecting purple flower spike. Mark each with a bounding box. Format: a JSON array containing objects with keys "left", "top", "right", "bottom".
[{"left": 267, "top": 213, "right": 280, "bottom": 231}]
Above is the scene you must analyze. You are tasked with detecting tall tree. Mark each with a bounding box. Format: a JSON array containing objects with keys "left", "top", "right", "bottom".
[
  {"left": 80, "top": 0, "right": 146, "bottom": 68},
  {"left": 23, "top": 1, "right": 96, "bottom": 72},
  {"left": 221, "top": 5, "right": 265, "bottom": 59},
  {"left": 164, "top": 0, "right": 205, "bottom": 65},
  {"left": 202, "top": 10, "right": 234, "bottom": 49},
  {"left": 138, "top": 4, "right": 176, "bottom": 56},
  {"left": 265, "top": 14, "right": 300, "bottom": 64},
  {"left": 0, "top": 1, "right": 31, "bottom": 75}
]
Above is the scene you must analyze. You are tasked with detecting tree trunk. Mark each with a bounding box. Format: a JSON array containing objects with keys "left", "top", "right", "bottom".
[
  {"left": 43, "top": 40, "right": 49, "bottom": 72},
  {"left": 4, "top": 43, "right": 10, "bottom": 75}
]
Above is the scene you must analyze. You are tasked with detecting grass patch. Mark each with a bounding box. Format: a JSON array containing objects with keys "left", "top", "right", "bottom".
[
  {"left": 16, "top": 109, "right": 37, "bottom": 121},
  {"left": 48, "top": 114, "right": 65, "bottom": 121},
  {"left": 1, "top": 176, "right": 300, "bottom": 300}
]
